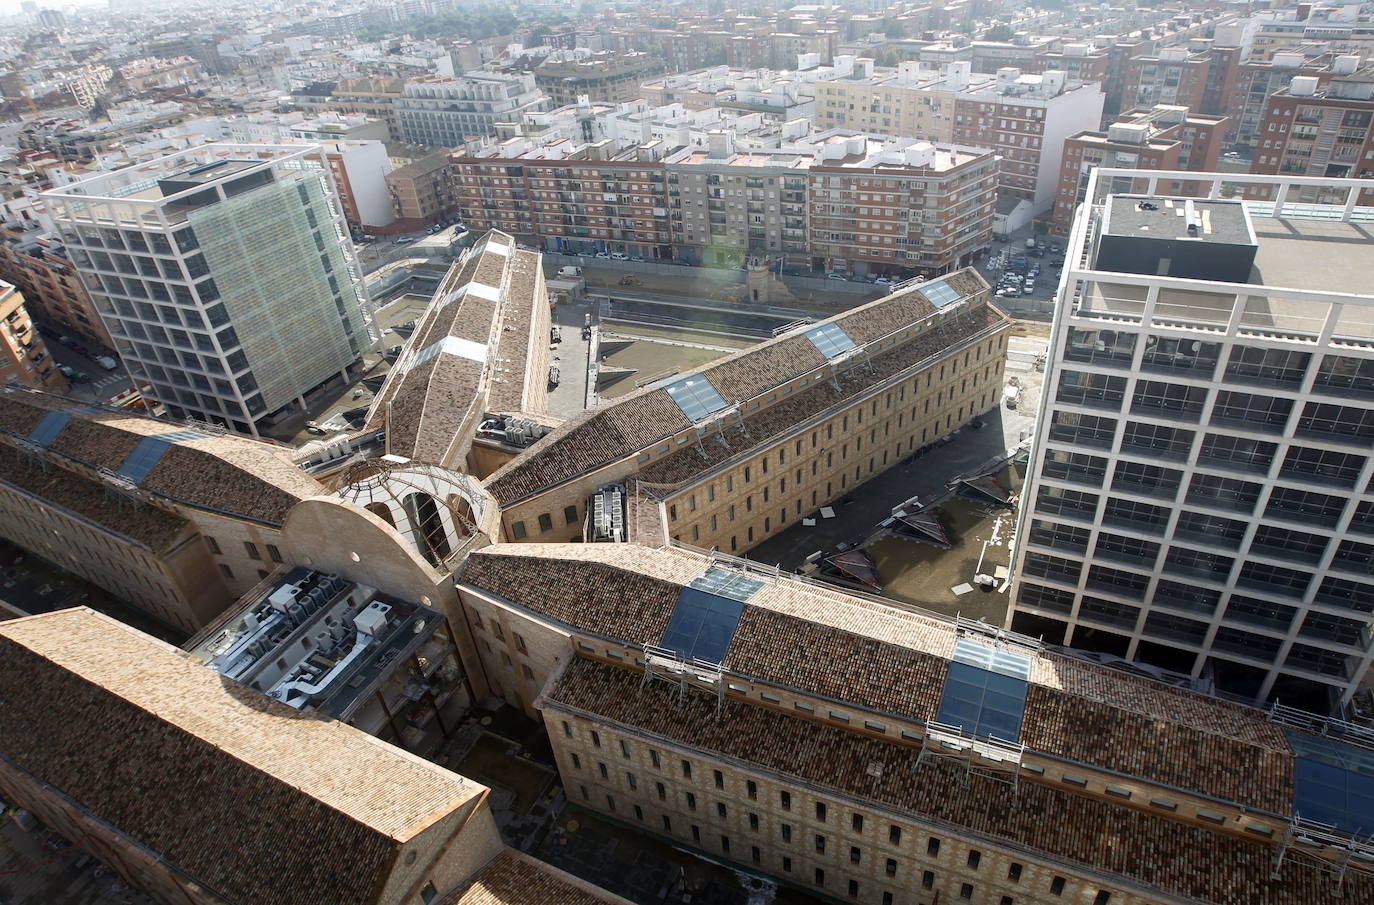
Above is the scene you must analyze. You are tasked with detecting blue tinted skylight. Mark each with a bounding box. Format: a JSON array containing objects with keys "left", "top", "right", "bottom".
[
  {"left": 803, "top": 322, "right": 858, "bottom": 359},
  {"left": 921, "top": 279, "right": 962, "bottom": 308},
  {"left": 114, "top": 430, "right": 206, "bottom": 485},
  {"left": 665, "top": 376, "right": 729, "bottom": 421},
  {"left": 935, "top": 662, "right": 1028, "bottom": 742},
  {"left": 1286, "top": 730, "right": 1374, "bottom": 834},
  {"left": 27, "top": 411, "right": 71, "bottom": 448},
  {"left": 659, "top": 587, "right": 745, "bottom": 664}
]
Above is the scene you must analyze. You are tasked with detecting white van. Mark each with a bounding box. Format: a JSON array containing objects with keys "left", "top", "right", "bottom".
[{"left": 558, "top": 265, "right": 583, "bottom": 278}]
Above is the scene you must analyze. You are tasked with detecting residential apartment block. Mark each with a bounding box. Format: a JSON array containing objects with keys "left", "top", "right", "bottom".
[
  {"left": 1250, "top": 66, "right": 1374, "bottom": 183},
  {"left": 1224, "top": 52, "right": 1359, "bottom": 144},
  {"left": 452, "top": 126, "right": 996, "bottom": 276},
  {"left": 43, "top": 144, "right": 374, "bottom": 436},
  {"left": 0, "top": 281, "right": 64, "bottom": 391},
  {"left": 0, "top": 210, "right": 113, "bottom": 352},
  {"left": 1117, "top": 47, "right": 1212, "bottom": 115},
  {"left": 1051, "top": 105, "right": 1227, "bottom": 236},
  {"left": 1011, "top": 169, "right": 1374, "bottom": 713},
  {"left": 395, "top": 73, "right": 549, "bottom": 147},
  {"left": 814, "top": 62, "right": 1104, "bottom": 226}
]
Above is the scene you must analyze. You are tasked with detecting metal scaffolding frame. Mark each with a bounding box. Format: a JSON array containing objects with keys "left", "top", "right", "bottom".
[
  {"left": 639, "top": 643, "right": 725, "bottom": 714},
  {"left": 1271, "top": 815, "right": 1374, "bottom": 894},
  {"left": 915, "top": 720, "right": 1026, "bottom": 796}
]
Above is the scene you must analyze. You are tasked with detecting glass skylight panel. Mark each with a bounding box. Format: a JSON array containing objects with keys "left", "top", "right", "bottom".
[
  {"left": 951, "top": 637, "right": 1032, "bottom": 681},
  {"left": 804, "top": 322, "right": 858, "bottom": 359},
  {"left": 27, "top": 411, "right": 71, "bottom": 448},
  {"left": 116, "top": 436, "right": 174, "bottom": 484},
  {"left": 689, "top": 566, "right": 766, "bottom": 602},
  {"left": 1286, "top": 729, "right": 1374, "bottom": 833},
  {"left": 921, "top": 278, "right": 963, "bottom": 308},
  {"left": 114, "top": 430, "right": 206, "bottom": 484},
  {"left": 665, "top": 376, "right": 729, "bottom": 421},
  {"left": 659, "top": 587, "right": 745, "bottom": 664},
  {"left": 934, "top": 661, "right": 1028, "bottom": 743}
]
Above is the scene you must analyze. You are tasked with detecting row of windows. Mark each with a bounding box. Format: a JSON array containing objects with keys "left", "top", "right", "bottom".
[{"left": 563, "top": 722, "right": 1117, "bottom": 905}]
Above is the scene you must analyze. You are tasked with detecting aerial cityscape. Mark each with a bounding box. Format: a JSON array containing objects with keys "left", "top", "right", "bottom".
[{"left": 0, "top": 1, "right": 1373, "bottom": 905}]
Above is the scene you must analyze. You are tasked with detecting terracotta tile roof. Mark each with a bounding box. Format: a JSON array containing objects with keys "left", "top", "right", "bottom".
[
  {"left": 458, "top": 546, "right": 685, "bottom": 641},
  {"left": 483, "top": 394, "right": 690, "bottom": 505},
  {"left": 705, "top": 334, "right": 826, "bottom": 402},
  {"left": 635, "top": 303, "right": 1008, "bottom": 489},
  {"left": 369, "top": 233, "right": 516, "bottom": 463},
  {"left": 0, "top": 443, "right": 188, "bottom": 549},
  {"left": 456, "top": 543, "right": 1296, "bottom": 812},
  {"left": 1021, "top": 685, "right": 1292, "bottom": 812},
  {"left": 484, "top": 272, "right": 994, "bottom": 506},
  {"left": 487, "top": 249, "right": 543, "bottom": 414},
  {"left": 0, "top": 388, "right": 322, "bottom": 525},
  {"left": 0, "top": 608, "right": 477, "bottom": 905},
  {"left": 727, "top": 607, "right": 949, "bottom": 723},
  {"left": 442, "top": 850, "right": 632, "bottom": 905},
  {"left": 1029, "top": 653, "right": 1287, "bottom": 749},
  {"left": 546, "top": 658, "right": 1366, "bottom": 905}
]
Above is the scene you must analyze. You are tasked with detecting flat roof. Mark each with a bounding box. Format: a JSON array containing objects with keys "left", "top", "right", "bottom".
[{"left": 1103, "top": 195, "right": 1254, "bottom": 245}]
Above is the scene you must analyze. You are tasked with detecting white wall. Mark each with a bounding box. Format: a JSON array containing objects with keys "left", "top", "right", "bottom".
[
  {"left": 337, "top": 140, "right": 396, "bottom": 228},
  {"left": 1034, "top": 84, "right": 1105, "bottom": 213}
]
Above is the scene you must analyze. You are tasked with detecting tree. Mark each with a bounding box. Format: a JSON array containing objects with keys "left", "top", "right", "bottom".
[{"left": 985, "top": 24, "right": 1015, "bottom": 42}]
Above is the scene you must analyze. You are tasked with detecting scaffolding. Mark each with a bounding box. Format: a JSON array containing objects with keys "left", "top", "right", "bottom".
[
  {"left": 1271, "top": 815, "right": 1374, "bottom": 893},
  {"left": 1268, "top": 701, "right": 1374, "bottom": 753},
  {"left": 915, "top": 720, "right": 1026, "bottom": 795},
  {"left": 954, "top": 615, "right": 1044, "bottom": 653},
  {"left": 826, "top": 345, "right": 873, "bottom": 392},
  {"left": 639, "top": 643, "right": 725, "bottom": 714},
  {"left": 692, "top": 403, "right": 748, "bottom": 457}
]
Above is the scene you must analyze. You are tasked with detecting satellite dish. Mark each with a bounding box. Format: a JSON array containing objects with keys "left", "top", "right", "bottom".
[{"left": 1189, "top": 341, "right": 1201, "bottom": 353}]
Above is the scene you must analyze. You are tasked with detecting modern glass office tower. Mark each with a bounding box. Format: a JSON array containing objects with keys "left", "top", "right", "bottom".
[
  {"left": 1010, "top": 169, "right": 1374, "bottom": 714},
  {"left": 44, "top": 144, "right": 373, "bottom": 435}
]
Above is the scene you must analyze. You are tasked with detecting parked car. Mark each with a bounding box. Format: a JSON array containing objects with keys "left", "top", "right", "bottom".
[
  {"left": 827, "top": 272, "right": 848, "bottom": 281},
  {"left": 997, "top": 287, "right": 1021, "bottom": 298},
  {"left": 873, "top": 276, "right": 895, "bottom": 286},
  {"left": 58, "top": 366, "right": 89, "bottom": 382},
  {"left": 550, "top": 326, "right": 562, "bottom": 343},
  {"left": 547, "top": 366, "right": 561, "bottom": 388},
  {"left": 594, "top": 251, "right": 610, "bottom": 259},
  {"left": 94, "top": 355, "right": 118, "bottom": 371},
  {"left": 609, "top": 251, "right": 629, "bottom": 261},
  {"left": 557, "top": 265, "right": 583, "bottom": 278}
]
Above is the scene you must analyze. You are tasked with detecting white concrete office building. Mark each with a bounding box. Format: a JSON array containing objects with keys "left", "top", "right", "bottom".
[
  {"left": 1010, "top": 169, "right": 1374, "bottom": 715},
  {"left": 43, "top": 144, "right": 374, "bottom": 435}
]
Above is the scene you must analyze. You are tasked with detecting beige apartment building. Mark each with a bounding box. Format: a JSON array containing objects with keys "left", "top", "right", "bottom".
[
  {"left": 0, "top": 281, "right": 64, "bottom": 391},
  {"left": 815, "top": 63, "right": 1105, "bottom": 219},
  {"left": 449, "top": 541, "right": 1374, "bottom": 905},
  {"left": 451, "top": 129, "right": 996, "bottom": 276},
  {"left": 482, "top": 271, "right": 1009, "bottom": 553},
  {"left": 0, "top": 387, "right": 324, "bottom": 633}
]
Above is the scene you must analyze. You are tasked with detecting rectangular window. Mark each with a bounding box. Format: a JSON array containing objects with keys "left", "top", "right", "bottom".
[{"left": 244, "top": 541, "right": 260, "bottom": 560}]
